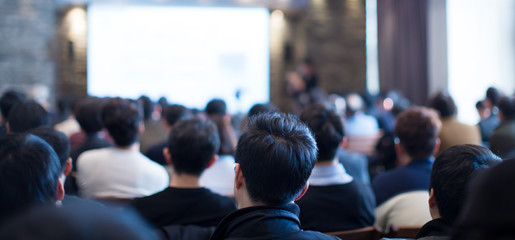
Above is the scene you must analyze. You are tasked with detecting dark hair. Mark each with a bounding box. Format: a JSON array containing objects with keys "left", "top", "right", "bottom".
[
  {"left": 248, "top": 103, "right": 279, "bottom": 118},
  {"left": 498, "top": 96, "right": 515, "bottom": 120},
  {"left": 0, "top": 90, "right": 26, "bottom": 119},
  {"left": 168, "top": 117, "right": 220, "bottom": 176},
  {"left": 236, "top": 113, "right": 317, "bottom": 205},
  {"left": 28, "top": 126, "right": 71, "bottom": 173},
  {"left": 428, "top": 92, "right": 457, "bottom": 118},
  {"left": 0, "top": 133, "right": 61, "bottom": 223},
  {"left": 0, "top": 205, "right": 160, "bottom": 240},
  {"left": 75, "top": 97, "right": 104, "bottom": 134},
  {"left": 475, "top": 100, "right": 485, "bottom": 110},
  {"left": 300, "top": 103, "right": 345, "bottom": 161},
  {"left": 163, "top": 104, "right": 192, "bottom": 126},
  {"left": 208, "top": 114, "right": 237, "bottom": 156},
  {"left": 451, "top": 157, "right": 515, "bottom": 240},
  {"left": 430, "top": 144, "right": 500, "bottom": 224},
  {"left": 394, "top": 107, "right": 441, "bottom": 159},
  {"left": 205, "top": 99, "right": 227, "bottom": 115},
  {"left": 486, "top": 87, "right": 501, "bottom": 106},
  {"left": 7, "top": 100, "right": 50, "bottom": 133},
  {"left": 101, "top": 98, "right": 141, "bottom": 147},
  {"left": 137, "top": 95, "right": 153, "bottom": 120}
]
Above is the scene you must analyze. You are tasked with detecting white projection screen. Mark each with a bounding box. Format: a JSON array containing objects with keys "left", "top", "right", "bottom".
[{"left": 87, "top": 5, "right": 270, "bottom": 113}]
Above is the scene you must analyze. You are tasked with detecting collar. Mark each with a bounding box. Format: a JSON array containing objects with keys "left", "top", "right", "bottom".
[
  {"left": 309, "top": 163, "right": 353, "bottom": 186},
  {"left": 415, "top": 218, "right": 452, "bottom": 238}
]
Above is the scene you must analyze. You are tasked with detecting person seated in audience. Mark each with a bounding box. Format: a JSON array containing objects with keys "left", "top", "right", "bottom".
[
  {"left": 296, "top": 103, "right": 375, "bottom": 232},
  {"left": 413, "top": 144, "right": 500, "bottom": 240},
  {"left": 478, "top": 87, "right": 502, "bottom": 145},
  {"left": 344, "top": 93, "right": 380, "bottom": 137},
  {"left": 489, "top": 96, "right": 515, "bottom": 159},
  {"left": 209, "top": 113, "right": 339, "bottom": 240},
  {"left": 130, "top": 117, "right": 236, "bottom": 228},
  {"left": 0, "top": 205, "right": 159, "bottom": 240},
  {"left": 372, "top": 107, "right": 441, "bottom": 230},
  {"left": 0, "top": 133, "right": 63, "bottom": 224},
  {"left": 200, "top": 114, "right": 238, "bottom": 196},
  {"left": 145, "top": 104, "right": 192, "bottom": 165},
  {"left": 240, "top": 103, "right": 279, "bottom": 131},
  {"left": 0, "top": 90, "right": 26, "bottom": 137},
  {"left": 54, "top": 97, "right": 81, "bottom": 137},
  {"left": 205, "top": 98, "right": 227, "bottom": 116},
  {"left": 77, "top": 98, "right": 169, "bottom": 201},
  {"left": 6, "top": 100, "right": 49, "bottom": 133},
  {"left": 138, "top": 96, "right": 168, "bottom": 154},
  {"left": 428, "top": 92, "right": 480, "bottom": 155}
]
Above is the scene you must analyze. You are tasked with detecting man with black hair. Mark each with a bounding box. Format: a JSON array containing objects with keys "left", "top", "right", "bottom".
[
  {"left": 428, "top": 92, "right": 480, "bottom": 155},
  {"left": 6, "top": 100, "right": 49, "bottom": 133},
  {"left": 490, "top": 96, "right": 515, "bottom": 159},
  {"left": 210, "top": 113, "right": 339, "bottom": 240},
  {"left": 205, "top": 99, "right": 227, "bottom": 116},
  {"left": 372, "top": 107, "right": 441, "bottom": 230},
  {"left": 0, "top": 133, "right": 63, "bottom": 223},
  {"left": 296, "top": 103, "right": 375, "bottom": 232},
  {"left": 77, "top": 98, "right": 169, "bottom": 200},
  {"left": 145, "top": 104, "right": 192, "bottom": 165},
  {"left": 130, "top": 117, "right": 236, "bottom": 228},
  {"left": 413, "top": 144, "right": 500, "bottom": 240},
  {"left": 138, "top": 96, "right": 167, "bottom": 154},
  {"left": 0, "top": 90, "right": 26, "bottom": 137}
]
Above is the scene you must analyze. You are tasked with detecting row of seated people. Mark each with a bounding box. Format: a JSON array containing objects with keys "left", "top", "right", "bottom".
[{"left": 0, "top": 89, "right": 514, "bottom": 239}]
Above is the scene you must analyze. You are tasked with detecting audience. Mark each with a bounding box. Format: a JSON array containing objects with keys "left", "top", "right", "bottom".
[
  {"left": 138, "top": 95, "right": 168, "bottom": 154},
  {"left": 428, "top": 92, "right": 481, "bottom": 155},
  {"left": 344, "top": 93, "right": 380, "bottom": 137},
  {"left": 296, "top": 103, "right": 375, "bottom": 232},
  {"left": 130, "top": 117, "right": 236, "bottom": 228},
  {"left": 54, "top": 97, "right": 81, "bottom": 137},
  {"left": 373, "top": 106, "right": 441, "bottom": 230},
  {"left": 0, "top": 90, "right": 26, "bottom": 136},
  {"left": 205, "top": 98, "right": 227, "bottom": 116},
  {"left": 7, "top": 100, "right": 50, "bottom": 133},
  {"left": 77, "top": 98, "right": 169, "bottom": 201},
  {"left": 209, "top": 113, "right": 338, "bottom": 240},
  {"left": 478, "top": 87, "right": 501, "bottom": 145},
  {"left": 0, "top": 133, "right": 63, "bottom": 224},
  {"left": 414, "top": 144, "right": 500, "bottom": 240},
  {"left": 489, "top": 96, "right": 515, "bottom": 159}
]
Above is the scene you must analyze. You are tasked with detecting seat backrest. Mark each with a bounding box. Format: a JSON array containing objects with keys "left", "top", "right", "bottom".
[
  {"left": 325, "top": 226, "right": 383, "bottom": 240},
  {"left": 386, "top": 225, "right": 422, "bottom": 239}
]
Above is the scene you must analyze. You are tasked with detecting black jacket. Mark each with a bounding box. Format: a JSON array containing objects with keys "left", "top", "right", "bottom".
[
  {"left": 415, "top": 218, "right": 451, "bottom": 240},
  {"left": 209, "top": 203, "right": 340, "bottom": 240}
]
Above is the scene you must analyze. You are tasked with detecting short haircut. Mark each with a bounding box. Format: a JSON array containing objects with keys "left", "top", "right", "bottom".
[
  {"left": 28, "top": 126, "right": 71, "bottom": 173},
  {"left": 7, "top": 100, "right": 50, "bottom": 133},
  {"left": 430, "top": 144, "right": 500, "bottom": 224},
  {"left": 236, "top": 113, "right": 317, "bottom": 205},
  {"left": 394, "top": 107, "right": 441, "bottom": 159},
  {"left": 0, "top": 133, "right": 61, "bottom": 223},
  {"left": 0, "top": 90, "right": 26, "bottom": 120},
  {"left": 486, "top": 87, "right": 501, "bottom": 106},
  {"left": 75, "top": 97, "right": 104, "bottom": 134},
  {"left": 205, "top": 99, "right": 226, "bottom": 115},
  {"left": 168, "top": 117, "right": 220, "bottom": 176},
  {"left": 101, "top": 98, "right": 141, "bottom": 147},
  {"left": 475, "top": 100, "right": 485, "bottom": 110},
  {"left": 498, "top": 96, "right": 515, "bottom": 120},
  {"left": 248, "top": 103, "right": 279, "bottom": 118},
  {"left": 300, "top": 103, "right": 345, "bottom": 161},
  {"left": 0, "top": 205, "right": 160, "bottom": 240},
  {"left": 428, "top": 92, "right": 457, "bottom": 118},
  {"left": 138, "top": 95, "right": 153, "bottom": 120},
  {"left": 163, "top": 104, "right": 192, "bottom": 126}
]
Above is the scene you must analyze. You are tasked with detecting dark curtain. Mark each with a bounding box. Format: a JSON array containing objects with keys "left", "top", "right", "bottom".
[{"left": 378, "top": 0, "right": 428, "bottom": 105}]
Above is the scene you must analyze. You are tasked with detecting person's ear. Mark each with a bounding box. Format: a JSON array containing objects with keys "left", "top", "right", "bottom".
[
  {"left": 64, "top": 157, "right": 72, "bottom": 176},
  {"left": 139, "top": 122, "right": 145, "bottom": 134},
  {"left": 428, "top": 188, "right": 437, "bottom": 208},
  {"left": 206, "top": 154, "right": 218, "bottom": 169},
  {"left": 56, "top": 178, "right": 65, "bottom": 202},
  {"left": 234, "top": 163, "right": 245, "bottom": 189},
  {"left": 340, "top": 137, "right": 348, "bottom": 149},
  {"left": 5, "top": 122, "right": 10, "bottom": 134},
  {"left": 294, "top": 182, "right": 310, "bottom": 202},
  {"left": 394, "top": 141, "right": 404, "bottom": 157},
  {"left": 433, "top": 138, "right": 441, "bottom": 155},
  {"left": 163, "top": 147, "right": 173, "bottom": 166}
]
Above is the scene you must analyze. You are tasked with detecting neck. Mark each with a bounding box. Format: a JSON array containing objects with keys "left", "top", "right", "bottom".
[
  {"left": 315, "top": 158, "right": 338, "bottom": 167},
  {"left": 169, "top": 172, "right": 201, "bottom": 188},
  {"left": 236, "top": 188, "right": 267, "bottom": 209},
  {"left": 115, "top": 143, "right": 139, "bottom": 151}
]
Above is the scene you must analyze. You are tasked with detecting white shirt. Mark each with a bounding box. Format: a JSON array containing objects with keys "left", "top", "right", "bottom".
[
  {"left": 375, "top": 191, "right": 432, "bottom": 230},
  {"left": 77, "top": 147, "right": 169, "bottom": 199},
  {"left": 308, "top": 163, "right": 354, "bottom": 186},
  {"left": 199, "top": 155, "right": 236, "bottom": 196}
]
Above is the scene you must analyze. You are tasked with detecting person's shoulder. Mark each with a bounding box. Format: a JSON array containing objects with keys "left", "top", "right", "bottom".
[
  {"left": 202, "top": 189, "right": 237, "bottom": 209},
  {"left": 77, "top": 147, "right": 112, "bottom": 164},
  {"left": 130, "top": 187, "right": 170, "bottom": 207}
]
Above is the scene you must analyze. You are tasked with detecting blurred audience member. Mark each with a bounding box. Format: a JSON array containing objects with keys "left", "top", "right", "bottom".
[
  {"left": 344, "top": 93, "right": 380, "bottom": 137},
  {"left": 478, "top": 87, "right": 502, "bottom": 145},
  {"left": 7, "top": 100, "right": 50, "bottom": 133},
  {"left": 0, "top": 90, "right": 26, "bottom": 137},
  {"left": 54, "top": 97, "right": 81, "bottom": 137},
  {"left": 138, "top": 95, "right": 167, "bottom": 154},
  {"left": 490, "top": 96, "right": 515, "bottom": 159}
]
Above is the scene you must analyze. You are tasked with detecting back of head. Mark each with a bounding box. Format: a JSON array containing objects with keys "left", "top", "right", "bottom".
[
  {"left": 28, "top": 126, "right": 70, "bottom": 173},
  {"left": 345, "top": 93, "right": 364, "bottom": 116},
  {"left": 452, "top": 158, "right": 515, "bottom": 240},
  {"left": 168, "top": 117, "right": 220, "bottom": 176},
  {"left": 101, "top": 98, "right": 141, "bottom": 147},
  {"left": 0, "top": 205, "right": 159, "bottom": 240},
  {"left": 394, "top": 106, "right": 441, "bottom": 159},
  {"left": 208, "top": 114, "right": 236, "bottom": 156},
  {"left": 248, "top": 103, "right": 279, "bottom": 118},
  {"left": 300, "top": 103, "right": 345, "bottom": 161},
  {"left": 236, "top": 113, "right": 317, "bottom": 205},
  {"left": 430, "top": 144, "right": 500, "bottom": 224},
  {"left": 205, "top": 99, "right": 227, "bottom": 115},
  {"left": 0, "top": 90, "right": 26, "bottom": 120},
  {"left": 486, "top": 87, "right": 501, "bottom": 106},
  {"left": 498, "top": 96, "right": 515, "bottom": 121},
  {"left": 428, "top": 92, "right": 457, "bottom": 118},
  {"left": 75, "top": 97, "right": 104, "bottom": 134},
  {"left": 0, "top": 133, "right": 60, "bottom": 223},
  {"left": 163, "top": 104, "right": 192, "bottom": 126},
  {"left": 137, "top": 95, "right": 153, "bottom": 120},
  {"left": 7, "top": 100, "right": 50, "bottom": 133}
]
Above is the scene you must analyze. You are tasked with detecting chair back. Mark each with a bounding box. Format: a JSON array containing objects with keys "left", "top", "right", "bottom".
[{"left": 325, "top": 226, "right": 382, "bottom": 240}]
